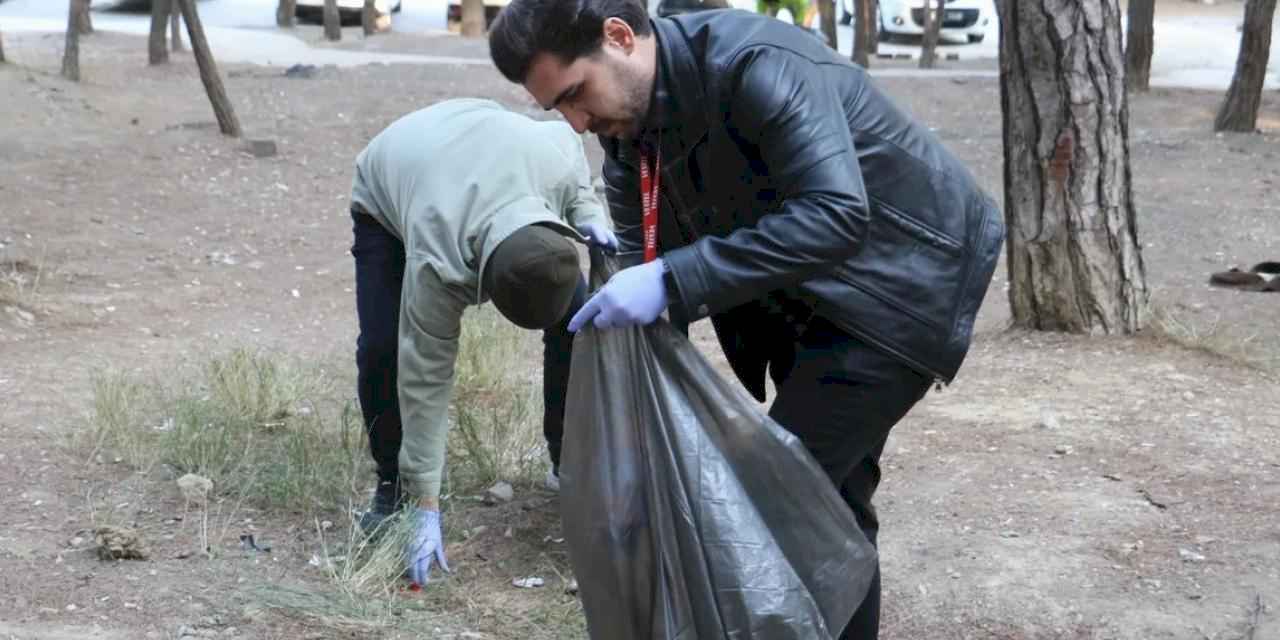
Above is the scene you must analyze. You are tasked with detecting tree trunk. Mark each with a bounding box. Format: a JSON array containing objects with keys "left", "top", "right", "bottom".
[
  {"left": 1214, "top": 0, "right": 1277, "bottom": 132},
  {"left": 920, "top": 0, "right": 943, "bottom": 68},
  {"left": 170, "top": 2, "right": 184, "bottom": 51},
  {"left": 177, "top": 0, "right": 242, "bottom": 137},
  {"left": 79, "top": 0, "right": 94, "bottom": 35},
  {"left": 852, "top": 0, "right": 875, "bottom": 66},
  {"left": 362, "top": 0, "right": 379, "bottom": 35},
  {"left": 0, "top": 30, "right": 6, "bottom": 64},
  {"left": 324, "top": 0, "right": 342, "bottom": 41},
  {"left": 1124, "top": 0, "right": 1154, "bottom": 91},
  {"left": 149, "top": 0, "right": 170, "bottom": 65},
  {"left": 277, "top": 0, "right": 296, "bottom": 27},
  {"left": 460, "top": 0, "right": 486, "bottom": 36},
  {"left": 996, "top": 0, "right": 1149, "bottom": 334},
  {"left": 817, "top": 0, "right": 838, "bottom": 49},
  {"left": 62, "top": 0, "right": 85, "bottom": 82}
]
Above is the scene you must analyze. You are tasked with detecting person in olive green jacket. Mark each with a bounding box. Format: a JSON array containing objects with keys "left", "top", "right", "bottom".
[{"left": 348, "top": 98, "right": 617, "bottom": 585}]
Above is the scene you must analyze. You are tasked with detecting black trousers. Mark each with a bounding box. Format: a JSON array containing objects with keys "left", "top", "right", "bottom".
[
  {"left": 350, "top": 210, "right": 585, "bottom": 482},
  {"left": 766, "top": 315, "right": 933, "bottom": 640}
]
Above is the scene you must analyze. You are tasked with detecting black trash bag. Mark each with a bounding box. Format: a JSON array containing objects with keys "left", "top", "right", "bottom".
[{"left": 560, "top": 248, "right": 879, "bottom": 640}]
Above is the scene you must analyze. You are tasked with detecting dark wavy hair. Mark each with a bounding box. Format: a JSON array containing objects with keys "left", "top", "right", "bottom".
[{"left": 489, "top": 0, "right": 653, "bottom": 84}]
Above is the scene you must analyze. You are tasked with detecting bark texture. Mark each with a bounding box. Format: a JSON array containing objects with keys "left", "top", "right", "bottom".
[
  {"left": 852, "top": 0, "right": 876, "bottom": 66},
  {"left": 362, "top": 0, "right": 379, "bottom": 35},
  {"left": 920, "top": 0, "right": 943, "bottom": 68},
  {"left": 149, "top": 0, "right": 170, "bottom": 65},
  {"left": 818, "top": 0, "right": 838, "bottom": 50},
  {"left": 178, "top": 0, "right": 242, "bottom": 137},
  {"left": 323, "top": 0, "right": 341, "bottom": 41},
  {"left": 460, "top": 0, "right": 486, "bottom": 36},
  {"left": 0, "top": 30, "right": 6, "bottom": 64},
  {"left": 170, "top": 2, "right": 184, "bottom": 51},
  {"left": 79, "top": 0, "right": 94, "bottom": 35},
  {"left": 277, "top": 0, "right": 296, "bottom": 27},
  {"left": 1124, "top": 0, "right": 1154, "bottom": 91},
  {"left": 996, "top": 0, "right": 1149, "bottom": 334},
  {"left": 62, "top": 0, "right": 87, "bottom": 82},
  {"left": 1214, "top": 0, "right": 1277, "bottom": 132}
]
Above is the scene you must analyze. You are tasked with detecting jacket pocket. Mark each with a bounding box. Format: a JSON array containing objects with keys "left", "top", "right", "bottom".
[
  {"left": 834, "top": 205, "right": 966, "bottom": 333},
  {"left": 870, "top": 197, "right": 962, "bottom": 256}
]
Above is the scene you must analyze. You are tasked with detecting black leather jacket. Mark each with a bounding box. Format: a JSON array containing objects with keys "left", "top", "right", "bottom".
[{"left": 600, "top": 10, "right": 1005, "bottom": 398}]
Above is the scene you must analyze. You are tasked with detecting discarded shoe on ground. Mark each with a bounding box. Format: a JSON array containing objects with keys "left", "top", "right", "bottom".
[{"left": 1209, "top": 261, "right": 1280, "bottom": 292}]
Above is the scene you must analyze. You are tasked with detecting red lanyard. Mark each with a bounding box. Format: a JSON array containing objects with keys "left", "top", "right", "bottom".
[{"left": 639, "top": 146, "right": 661, "bottom": 264}]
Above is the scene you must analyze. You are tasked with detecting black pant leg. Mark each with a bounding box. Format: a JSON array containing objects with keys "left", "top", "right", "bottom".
[
  {"left": 766, "top": 317, "right": 931, "bottom": 640},
  {"left": 540, "top": 274, "right": 588, "bottom": 471},
  {"left": 351, "top": 210, "right": 407, "bottom": 482}
]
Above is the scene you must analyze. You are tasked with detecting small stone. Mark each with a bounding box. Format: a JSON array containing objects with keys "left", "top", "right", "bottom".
[
  {"left": 565, "top": 579, "right": 579, "bottom": 595},
  {"left": 66, "top": 604, "right": 78, "bottom": 612},
  {"left": 504, "top": 527, "right": 513, "bottom": 539},
  {"left": 513, "top": 576, "right": 544, "bottom": 589},
  {"left": 1054, "top": 445, "right": 1072, "bottom": 455},
  {"left": 1183, "top": 391, "right": 1195, "bottom": 401},
  {"left": 999, "top": 531, "right": 1020, "bottom": 538},
  {"left": 1179, "top": 548, "right": 1206, "bottom": 563},
  {"left": 1188, "top": 593, "right": 1203, "bottom": 600},
  {"left": 94, "top": 525, "right": 148, "bottom": 561},
  {"left": 69, "top": 536, "right": 85, "bottom": 547},
  {"left": 485, "top": 482, "right": 514, "bottom": 504},
  {"left": 244, "top": 139, "right": 278, "bottom": 159},
  {"left": 320, "top": 520, "right": 333, "bottom": 531},
  {"left": 177, "top": 625, "right": 195, "bottom": 637}
]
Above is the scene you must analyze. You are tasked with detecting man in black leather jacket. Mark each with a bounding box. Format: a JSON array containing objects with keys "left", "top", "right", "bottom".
[{"left": 490, "top": 3, "right": 1004, "bottom": 638}]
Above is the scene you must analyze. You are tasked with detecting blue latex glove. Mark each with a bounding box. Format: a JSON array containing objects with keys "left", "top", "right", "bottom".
[
  {"left": 569, "top": 259, "right": 668, "bottom": 332},
  {"left": 405, "top": 508, "right": 450, "bottom": 586},
  {"left": 575, "top": 223, "right": 619, "bottom": 254}
]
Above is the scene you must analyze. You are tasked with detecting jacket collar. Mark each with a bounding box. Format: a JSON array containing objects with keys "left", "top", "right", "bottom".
[{"left": 638, "top": 18, "right": 709, "bottom": 150}]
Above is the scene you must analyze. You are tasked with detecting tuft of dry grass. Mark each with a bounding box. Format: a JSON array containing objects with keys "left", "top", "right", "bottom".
[{"left": 1145, "top": 299, "right": 1278, "bottom": 372}]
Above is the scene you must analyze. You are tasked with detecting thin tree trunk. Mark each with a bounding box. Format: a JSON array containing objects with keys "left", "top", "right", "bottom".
[
  {"left": 460, "top": 0, "right": 485, "bottom": 36},
  {"left": 79, "top": 0, "right": 94, "bottom": 35},
  {"left": 852, "top": 0, "right": 875, "bottom": 66},
  {"left": 362, "top": 0, "right": 378, "bottom": 35},
  {"left": 996, "top": 0, "right": 1148, "bottom": 334},
  {"left": 920, "top": 0, "right": 943, "bottom": 68},
  {"left": 62, "top": 0, "right": 85, "bottom": 82},
  {"left": 324, "top": 0, "right": 342, "bottom": 41},
  {"left": 149, "top": 0, "right": 170, "bottom": 65},
  {"left": 1214, "top": 0, "right": 1277, "bottom": 132},
  {"left": 1124, "top": 0, "right": 1154, "bottom": 91},
  {"left": 171, "top": 2, "right": 185, "bottom": 52},
  {"left": 177, "top": 0, "right": 242, "bottom": 137},
  {"left": 277, "top": 0, "right": 296, "bottom": 28},
  {"left": 818, "top": 0, "right": 838, "bottom": 49},
  {"left": 0, "top": 30, "right": 6, "bottom": 64}
]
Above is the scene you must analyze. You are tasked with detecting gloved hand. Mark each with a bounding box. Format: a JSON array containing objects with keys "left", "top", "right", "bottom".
[
  {"left": 569, "top": 259, "right": 668, "bottom": 332},
  {"left": 575, "top": 223, "right": 619, "bottom": 254},
  {"left": 405, "top": 508, "right": 449, "bottom": 586}
]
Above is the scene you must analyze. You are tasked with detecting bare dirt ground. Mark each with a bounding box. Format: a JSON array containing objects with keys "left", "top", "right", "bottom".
[{"left": 2, "top": 15, "right": 1279, "bottom": 640}]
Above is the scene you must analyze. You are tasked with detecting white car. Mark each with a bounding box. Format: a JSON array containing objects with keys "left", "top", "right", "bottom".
[
  {"left": 296, "top": 0, "right": 401, "bottom": 25},
  {"left": 840, "top": 0, "right": 993, "bottom": 44}
]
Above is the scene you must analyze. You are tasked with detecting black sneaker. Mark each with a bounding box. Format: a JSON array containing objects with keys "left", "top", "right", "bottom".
[{"left": 358, "top": 479, "right": 407, "bottom": 535}]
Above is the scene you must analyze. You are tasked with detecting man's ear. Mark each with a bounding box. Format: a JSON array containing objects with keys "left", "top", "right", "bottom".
[{"left": 601, "top": 16, "right": 636, "bottom": 54}]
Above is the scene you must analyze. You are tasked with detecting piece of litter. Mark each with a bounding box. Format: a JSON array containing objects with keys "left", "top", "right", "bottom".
[
  {"left": 513, "top": 577, "right": 544, "bottom": 589},
  {"left": 239, "top": 534, "right": 271, "bottom": 553}
]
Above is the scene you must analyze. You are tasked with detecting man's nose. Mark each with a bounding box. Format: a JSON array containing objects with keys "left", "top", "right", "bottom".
[{"left": 559, "top": 106, "right": 592, "bottom": 134}]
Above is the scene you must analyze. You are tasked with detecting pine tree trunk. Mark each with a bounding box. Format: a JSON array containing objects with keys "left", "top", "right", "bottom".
[
  {"left": 149, "top": 0, "right": 170, "bottom": 65},
  {"left": 362, "top": 0, "right": 379, "bottom": 35},
  {"left": 1214, "top": 0, "right": 1277, "bottom": 132},
  {"left": 920, "top": 0, "right": 943, "bottom": 68},
  {"left": 177, "top": 0, "right": 242, "bottom": 137},
  {"left": 996, "top": 0, "right": 1149, "bottom": 334},
  {"left": 170, "top": 2, "right": 184, "bottom": 51},
  {"left": 852, "top": 0, "right": 875, "bottom": 66},
  {"left": 1124, "top": 0, "right": 1154, "bottom": 91},
  {"left": 818, "top": 0, "right": 838, "bottom": 49},
  {"left": 0, "top": 30, "right": 6, "bottom": 64},
  {"left": 324, "top": 0, "right": 342, "bottom": 41},
  {"left": 79, "top": 0, "right": 94, "bottom": 35},
  {"left": 277, "top": 0, "right": 296, "bottom": 27},
  {"left": 62, "top": 0, "right": 85, "bottom": 82},
  {"left": 460, "top": 0, "right": 485, "bottom": 36}
]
